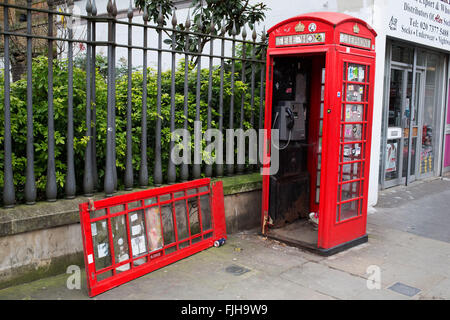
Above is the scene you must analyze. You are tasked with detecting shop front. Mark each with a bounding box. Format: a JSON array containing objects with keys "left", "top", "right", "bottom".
[
  {"left": 377, "top": 0, "right": 450, "bottom": 189},
  {"left": 380, "top": 41, "right": 447, "bottom": 188}
]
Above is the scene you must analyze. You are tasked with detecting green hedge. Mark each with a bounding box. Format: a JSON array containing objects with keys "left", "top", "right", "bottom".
[{"left": 0, "top": 55, "right": 263, "bottom": 204}]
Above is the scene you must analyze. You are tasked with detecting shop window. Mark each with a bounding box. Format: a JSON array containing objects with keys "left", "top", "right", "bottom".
[
  {"left": 391, "top": 44, "right": 413, "bottom": 64},
  {"left": 417, "top": 50, "right": 427, "bottom": 67}
]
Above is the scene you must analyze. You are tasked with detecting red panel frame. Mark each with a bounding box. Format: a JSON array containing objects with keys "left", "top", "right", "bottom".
[
  {"left": 79, "top": 179, "right": 226, "bottom": 297},
  {"left": 262, "top": 12, "right": 376, "bottom": 251}
]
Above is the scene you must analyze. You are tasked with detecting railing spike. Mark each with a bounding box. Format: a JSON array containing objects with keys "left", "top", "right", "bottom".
[
  {"left": 143, "top": 3, "right": 149, "bottom": 22},
  {"left": 209, "top": 17, "right": 214, "bottom": 33},
  {"left": 185, "top": 9, "right": 191, "bottom": 29},
  {"left": 232, "top": 21, "right": 237, "bottom": 36},
  {"left": 86, "top": 0, "right": 92, "bottom": 14},
  {"left": 92, "top": 0, "right": 97, "bottom": 16},
  {"left": 127, "top": 0, "right": 133, "bottom": 19},
  {"left": 112, "top": 0, "right": 117, "bottom": 17},
  {"left": 221, "top": 18, "right": 226, "bottom": 34},
  {"left": 157, "top": 4, "right": 164, "bottom": 26},
  {"left": 197, "top": 13, "right": 203, "bottom": 30},
  {"left": 172, "top": 8, "right": 177, "bottom": 27},
  {"left": 107, "top": 0, "right": 113, "bottom": 15}
]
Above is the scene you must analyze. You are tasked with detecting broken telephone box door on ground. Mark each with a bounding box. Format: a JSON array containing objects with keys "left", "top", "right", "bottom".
[{"left": 79, "top": 178, "right": 226, "bottom": 297}]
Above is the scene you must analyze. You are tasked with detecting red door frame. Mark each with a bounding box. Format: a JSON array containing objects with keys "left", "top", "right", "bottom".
[
  {"left": 261, "top": 12, "right": 376, "bottom": 252},
  {"left": 79, "top": 179, "right": 227, "bottom": 297}
]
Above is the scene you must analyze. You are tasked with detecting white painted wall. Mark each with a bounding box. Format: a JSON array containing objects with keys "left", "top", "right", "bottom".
[{"left": 370, "top": 0, "right": 388, "bottom": 207}]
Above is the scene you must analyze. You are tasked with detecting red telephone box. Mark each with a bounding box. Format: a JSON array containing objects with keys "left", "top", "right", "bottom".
[{"left": 261, "top": 12, "right": 376, "bottom": 255}]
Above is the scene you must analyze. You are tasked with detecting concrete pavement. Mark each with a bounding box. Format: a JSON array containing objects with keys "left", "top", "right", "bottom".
[{"left": 0, "top": 178, "right": 449, "bottom": 300}]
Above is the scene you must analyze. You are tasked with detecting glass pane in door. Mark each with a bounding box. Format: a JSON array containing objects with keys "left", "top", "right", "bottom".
[
  {"left": 388, "top": 69, "right": 403, "bottom": 127},
  {"left": 403, "top": 71, "right": 420, "bottom": 179},
  {"left": 409, "top": 72, "right": 422, "bottom": 177},
  {"left": 385, "top": 69, "right": 403, "bottom": 182},
  {"left": 411, "top": 138, "right": 417, "bottom": 175},
  {"left": 385, "top": 140, "right": 400, "bottom": 179},
  {"left": 421, "top": 54, "right": 439, "bottom": 175}
]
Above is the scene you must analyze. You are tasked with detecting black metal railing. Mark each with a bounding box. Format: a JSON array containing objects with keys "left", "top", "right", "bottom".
[{"left": 0, "top": 0, "right": 267, "bottom": 208}]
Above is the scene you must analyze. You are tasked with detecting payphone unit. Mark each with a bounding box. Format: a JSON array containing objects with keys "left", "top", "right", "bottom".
[
  {"left": 272, "top": 60, "right": 308, "bottom": 143},
  {"left": 261, "top": 12, "right": 376, "bottom": 255}
]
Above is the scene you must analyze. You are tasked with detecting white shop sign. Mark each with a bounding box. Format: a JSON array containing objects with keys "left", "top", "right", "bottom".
[
  {"left": 387, "top": 127, "right": 402, "bottom": 139},
  {"left": 386, "top": 0, "right": 450, "bottom": 51}
]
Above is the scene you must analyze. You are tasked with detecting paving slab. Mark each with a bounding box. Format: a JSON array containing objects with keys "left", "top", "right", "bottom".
[
  {"left": 419, "top": 278, "right": 450, "bottom": 300},
  {"left": 278, "top": 261, "right": 401, "bottom": 300},
  {"left": 213, "top": 271, "right": 335, "bottom": 300},
  {"left": 372, "top": 178, "right": 450, "bottom": 244}
]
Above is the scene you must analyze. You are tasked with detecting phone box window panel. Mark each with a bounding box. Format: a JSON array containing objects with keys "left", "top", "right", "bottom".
[
  {"left": 161, "top": 204, "right": 176, "bottom": 245},
  {"left": 343, "top": 104, "right": 363, "bottom": 122},
  {"left": 342, "top": 143, "right": 362, "bottom": 159},
  {"left": 174, "top": 199, "right": 190, "bottom": 241},
  {"left": 200, "top": 194, "right": 213, "bottom": 231},
  {"left": 188, "top": 196, "right": 201, "bottom": 235},
  {"left": 340, "top": 200, "right": 359, "bottom": 220},
  {"left": 128, "top": 200, "right": 143, "bottom": 210},
  {"left": 128, "top": 210, "right": 148, "bottom": 259},
  {"left": 172, "top": 191, "right": 191, "bottom": 242},
  {"left": 347, "top": 64, "right": 366, "bottom": 82},
  {"left": 110, "top": 204, "right": 125, "bottom": 214},
  {"left": 342, "top": 124, "right": 362, "bottom": 141},
  {"left": 341, "top": 181, "right": 361, "bottom": 202},
  {"left": 90, "top": 208, "right": 107, "bottom": 220},
  {"left": 144, "top": 197, "right": 157, "bottom": 206},
  {"left": 145, "top": 206, "right": 163, "bottom": 252},
  {"left": 346, "top": 84, "right": 365, "bottom": 102},
  {"left": 91, "top": 220, "right": 112, "bottom": 270},
  {"left": 340, "top": 162, "right": 363, "bottom": 182},
  {"left": 111, "top": 215, "right": 130, "bottom": 273}
]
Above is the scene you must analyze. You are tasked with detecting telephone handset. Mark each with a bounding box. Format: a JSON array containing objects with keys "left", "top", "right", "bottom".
[
  {"left": 285, "top": 107, "right": 295, "bottom": 130},
  {"left": 273, "top": 102, "right": 306, "bottom": 140}
]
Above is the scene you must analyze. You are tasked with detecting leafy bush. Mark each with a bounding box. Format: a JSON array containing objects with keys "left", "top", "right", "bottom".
[{"left": 0, "top": 54, "right": 263, "bottom": 204}]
